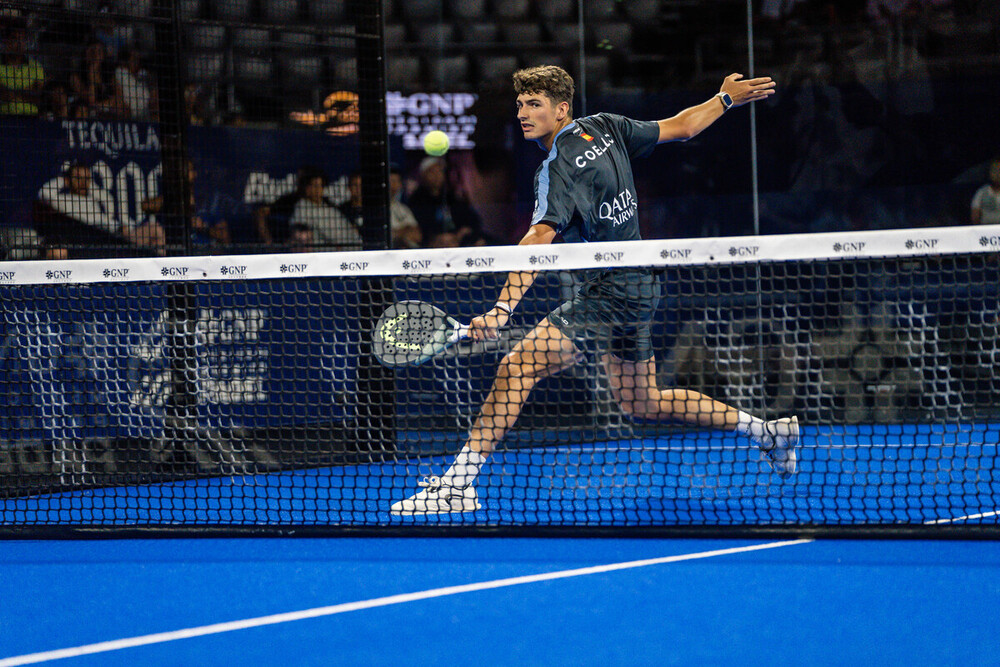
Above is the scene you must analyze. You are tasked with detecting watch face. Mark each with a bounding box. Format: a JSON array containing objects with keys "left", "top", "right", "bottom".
[{"left": 722, "top": 93, "right": 733, "bottom": 107}]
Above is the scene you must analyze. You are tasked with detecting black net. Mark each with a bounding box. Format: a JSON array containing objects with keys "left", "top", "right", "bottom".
[{"left": 1, "top": 228, "right": 998, "bottom": 533}]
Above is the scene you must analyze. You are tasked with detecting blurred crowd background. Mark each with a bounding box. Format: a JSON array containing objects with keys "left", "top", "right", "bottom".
[{"left": 1, "top": 0, "right": 998, "bottom": 258}]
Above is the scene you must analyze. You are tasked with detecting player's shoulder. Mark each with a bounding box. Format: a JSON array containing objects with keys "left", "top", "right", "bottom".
[{"left": 552, "top": 117, "right": 609, "bottom": 155}]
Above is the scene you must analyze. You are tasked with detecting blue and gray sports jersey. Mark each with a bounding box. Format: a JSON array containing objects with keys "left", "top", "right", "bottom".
[{"left": 530, "top": 113, "right": 659, "bottom": 243}]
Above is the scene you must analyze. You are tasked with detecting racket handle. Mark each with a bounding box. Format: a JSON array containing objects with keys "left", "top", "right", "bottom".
[{"left": 450, "top": 323, "right": 470, "bottom": 343}]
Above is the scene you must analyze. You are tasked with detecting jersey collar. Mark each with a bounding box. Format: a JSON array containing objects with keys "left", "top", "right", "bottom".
[{"left": 546, "top": 121, "right": 577, "bottom": 154}]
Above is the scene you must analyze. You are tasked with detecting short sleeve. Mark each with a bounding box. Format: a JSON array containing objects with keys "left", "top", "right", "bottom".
[
  {"left": 971, "top": 186, "right": 985, "bottom": 211},
  {"left": 531, "top": 156, "right": 574, "bottom": 232},
  {"left": 604, "top": 113, "right": 659, "bottom": 159}
]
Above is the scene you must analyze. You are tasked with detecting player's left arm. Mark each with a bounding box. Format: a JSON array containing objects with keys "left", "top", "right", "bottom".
[
  {"left": 469, "top": 222, "right": 557, "bottom": 341},
  {"left": 656, "top": 73, "right": 776, "bottom": 143}
]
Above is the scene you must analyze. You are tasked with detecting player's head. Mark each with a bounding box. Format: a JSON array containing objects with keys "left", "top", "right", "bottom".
[{"left": 512, "top": 65, "right": 574, "bottom": 143}]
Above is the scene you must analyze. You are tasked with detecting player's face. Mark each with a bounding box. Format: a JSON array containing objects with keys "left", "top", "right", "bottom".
[{"left": 516, "top": 93, "right": 566, "bottom": 143}]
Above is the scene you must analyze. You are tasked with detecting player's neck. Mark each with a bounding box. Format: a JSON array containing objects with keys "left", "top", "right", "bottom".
[{"left": 539, "top": 117, "right": 574, "bottom": 151}]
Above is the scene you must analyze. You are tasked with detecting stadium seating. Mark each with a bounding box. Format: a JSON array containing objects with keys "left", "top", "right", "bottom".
[
  {"left": 234, "top": 55, "right": 274, "bottom": 83},
  {"left": 476, "top": 53, "right": 520, "bottom": 80},
  {"left": 538, "top": 0, "right": 576, "bottom": 21},
  {"left": 178, "top": 0, "right": 202, "bottom": 20},
  {"left": 415, "top": 23, "right": 457, "bottom": 47},
  {"left": 213, "top": 0, "right": 252, "bottom": 22},
  {"left": 185, "top": 24, "right": 227, "bottom": 50},
  {"left": 494, "top": 0, "right": 532, "bottom": 21},
  {"left": 385, "top": 55, "right": 422, "bottom": 91},
  {"left": 582, "top": 0, "right": 622, "bottom": 21},
  {"left": 447, "top": 0, "right": 487, "bottom": 21},
  {"left": 231, "top": 27, "right": 271, "bottom": 53},
  {"left": 262, "top": 0, "right": 301, "bottom": 24},
  {"left": 427, "top": 54, "right": 471, "bottom": 86},
  {"left": 501, "top": 22, "right": 544, "bottom": 45},
  {"left": 309, "top": 0, "right": 346, "bottom": 23},
  {"left": 460, "top": 23, "right": 501, "bottom": 45},
  {"left": 383, "top": 23, "right": 409, "bottom": 47},
  {"left": 186, "top": 51, "right": 225, "bottom": 82},
  {"left": 399, "top": 0, "right": 441, "bottom": 21}
]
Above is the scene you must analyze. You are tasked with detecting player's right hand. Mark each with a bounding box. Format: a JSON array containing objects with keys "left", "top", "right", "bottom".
[{"left": 469, "top": 308, "right": 509, "bottom": 341}]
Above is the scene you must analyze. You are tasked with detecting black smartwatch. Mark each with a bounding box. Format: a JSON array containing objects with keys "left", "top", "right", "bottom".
[{"left": 716, "top": 91, "right": 734, "bottom": 111}]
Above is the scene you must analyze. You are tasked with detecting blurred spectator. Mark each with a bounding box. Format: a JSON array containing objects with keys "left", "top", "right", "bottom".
[
  {"left": 337, "top": 171, "right": 364, "bottom": 229},
  {"left": 760, "top": 0, "right": 810, "bottom": 22},
  {"left": 44, "top": 82, "right": 70, "bottom": 119},
  {"left": 390, "top": 165, "right": 421, "bottom": 249},
  {"left": 866, "top": 0, "right": 951, "bottom": 26},
  {"left": 0, "top": 19, "right": 45, "bottom": 116},
  {"left": 408, "top": 157, "right": 486, "bottom": 248},
  {"left": 971, "top": 157, "right": 1000, "bottom": 225},
  {"left": 286, "top": 223, "right": 315, "bottom": 252},
  {"left": 255, "top": 167, "right": 360, "bottom": 249},
  {"left": 185, "top": 83, "right": 211, "bottom": 126},
  {"left": 92, "top": 3, "right": 127, "bottom": 59},
  {"left": 114, "top": 48, "right": 156, "bottom": 121},
  {"left": 70, "top": 40, "right": 118, "bottom": 118},
  {"left": 142, "top": 160, "right": 230, "bottom": 251},
  {"left": 36, "top": 161, "right": 165, "bottom": 257}
]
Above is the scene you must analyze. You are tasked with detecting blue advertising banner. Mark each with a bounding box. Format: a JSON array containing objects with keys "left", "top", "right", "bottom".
[
  {"left": 0, "top": 278, "right": 364, "bottom": 446},
  {"left": 0, "top": 118, "right": 361, "bottom": 243}
]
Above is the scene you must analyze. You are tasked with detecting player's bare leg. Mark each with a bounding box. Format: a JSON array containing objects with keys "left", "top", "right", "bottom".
[
  {"left": 390, "top": 319, "right": 580, "bottom": 515},
  {"left": 602, "top": 354, "right": 799, "bottom": 476},
  {"left": 466, "top": 318, "right": 581, "bottom": 456}
]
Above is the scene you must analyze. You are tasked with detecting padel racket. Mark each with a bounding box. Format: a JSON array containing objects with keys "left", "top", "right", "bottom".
[{"left": 372, "top": 300, "right": 470, "bottom": 367}]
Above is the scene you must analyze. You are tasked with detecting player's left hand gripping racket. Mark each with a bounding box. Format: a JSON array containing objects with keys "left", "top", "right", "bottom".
[{"left": 372, "top": 300, "right": 470, "bottom": 367}]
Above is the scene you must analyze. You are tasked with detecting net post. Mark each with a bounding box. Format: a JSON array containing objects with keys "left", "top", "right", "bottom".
[
  {"left": 151, "top": 0, "right": 192, "bottom": 254},
  {"left": 350, "top": 0, "right": 397, "bottom": 458},
  {"left": 151, "top": 0, "right": 200, "bottom": 469}
]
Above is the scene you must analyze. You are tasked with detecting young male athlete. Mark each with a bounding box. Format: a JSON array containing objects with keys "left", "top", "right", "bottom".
[{"left": 391, "top": 65, "right": 797, "bottom": 515}]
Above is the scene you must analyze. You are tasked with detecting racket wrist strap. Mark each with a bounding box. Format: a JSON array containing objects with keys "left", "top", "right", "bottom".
[{"left": 494, "top": 302, "right": 513, "bottom": 316}]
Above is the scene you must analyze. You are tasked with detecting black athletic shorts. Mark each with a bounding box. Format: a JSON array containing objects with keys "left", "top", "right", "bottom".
[{"left": 545, "top": 268, "right": 662, "bottom": 362}]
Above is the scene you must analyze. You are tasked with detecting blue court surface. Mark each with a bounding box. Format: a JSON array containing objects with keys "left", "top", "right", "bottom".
[
  {"left": 1, "top": 536, "right": 999, "bottom": 666},
  {"left": 2, "top": 424, "right": 999, "bottom": 665}
]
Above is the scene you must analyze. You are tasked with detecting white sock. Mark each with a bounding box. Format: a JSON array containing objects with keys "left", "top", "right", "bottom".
[
  {"left": 734, "top": 411, "right": 767, "bottom": 441},
  {"left": 441, "top": 447, "right": 486, "bottom": 488}
]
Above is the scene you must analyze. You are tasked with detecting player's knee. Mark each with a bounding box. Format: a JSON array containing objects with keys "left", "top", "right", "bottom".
[
  {"left": 618, "top": 400, "right": 645, "bottom": 419},
  {"left": 616, "top": 390, "right": 657, "bottom": 420}
]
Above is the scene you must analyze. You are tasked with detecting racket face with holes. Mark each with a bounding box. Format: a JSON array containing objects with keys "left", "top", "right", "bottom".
[{"left": 372, "top": 300, "right": 462, "bottom": 367}]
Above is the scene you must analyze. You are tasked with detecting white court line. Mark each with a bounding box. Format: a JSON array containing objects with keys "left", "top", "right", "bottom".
[
  {"left": 0, "top": 539, "right": 811, "bottom": 666},
  {"left": 925, "top": 510, "right": 1000, "bottom": 525}
]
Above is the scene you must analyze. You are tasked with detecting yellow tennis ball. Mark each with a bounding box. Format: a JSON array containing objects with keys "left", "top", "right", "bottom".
[{"left": 423, "top": 130, "right": 450, "bottom": 156}]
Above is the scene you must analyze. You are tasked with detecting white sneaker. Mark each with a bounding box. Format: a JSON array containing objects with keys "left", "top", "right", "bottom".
[
  {"left": 389, "top": 476, "right": 481, "bottom": 515},
  {"left": 756, "top": 416, "right": 800, "bottom": 478}
]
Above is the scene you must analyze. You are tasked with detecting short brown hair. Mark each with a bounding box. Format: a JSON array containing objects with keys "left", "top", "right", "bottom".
[{"left": 512, "top": 65, "right": 574, "bottom": 117}]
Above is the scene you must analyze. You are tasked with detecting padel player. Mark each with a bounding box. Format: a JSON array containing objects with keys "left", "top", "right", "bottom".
[{"left": 392, "top": 65, "right": 798, "bottom": 515}]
